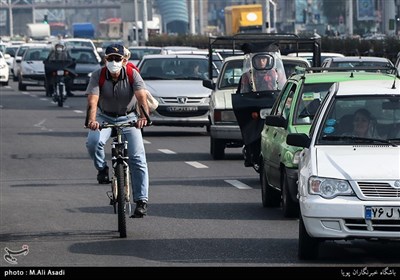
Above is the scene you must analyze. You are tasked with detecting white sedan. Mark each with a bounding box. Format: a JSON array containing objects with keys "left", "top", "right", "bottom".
[
  {"left": 287, "top": 78, "right": 400, "bottom": 260},
  {"left": 0, "top": 51, "right": 9, "bottom": 85}
]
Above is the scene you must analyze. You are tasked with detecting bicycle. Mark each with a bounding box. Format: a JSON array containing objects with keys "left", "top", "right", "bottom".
[{"left": 88, "top": 105, "right": 151, "bottom": 238}]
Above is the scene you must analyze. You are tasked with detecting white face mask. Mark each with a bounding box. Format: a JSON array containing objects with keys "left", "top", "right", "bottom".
[
  {"left": 56, "top": 47, "right": 63, "bottom": 52},
  {"left": 106, "top": 60, "right": 123, "bottom": 74}
]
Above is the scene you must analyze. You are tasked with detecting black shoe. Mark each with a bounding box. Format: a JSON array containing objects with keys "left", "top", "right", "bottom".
[
  {"left": 67, "top": 92, "right": 74, "bottom": 97},
  {"left": 133, "top": 200, "right": 147, "bottom": 217},
  {"left": 97, "top": 166, "right": 110, "bottom": 184}
]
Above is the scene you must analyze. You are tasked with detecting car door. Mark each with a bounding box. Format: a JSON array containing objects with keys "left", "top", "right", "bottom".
[{"left": 263, "top": 81, "right": 297, "bottom": 188}]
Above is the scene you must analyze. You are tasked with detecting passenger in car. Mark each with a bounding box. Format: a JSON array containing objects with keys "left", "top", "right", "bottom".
[{"left": 345, "top": 108, "right": 376, "bottom": 137}]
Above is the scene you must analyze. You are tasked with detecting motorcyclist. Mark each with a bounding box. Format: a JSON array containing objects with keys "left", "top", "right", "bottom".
[
  {"left": 234, "top": 46, "right": 287, "bottom": 170},
  {"left": 44, "top": 42, "right": 75, "bottom": 97}
]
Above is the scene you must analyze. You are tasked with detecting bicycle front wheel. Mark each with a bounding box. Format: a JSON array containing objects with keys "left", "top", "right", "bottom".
[{"left": 116, "top": 162, "right": 127, "bottom": 238}]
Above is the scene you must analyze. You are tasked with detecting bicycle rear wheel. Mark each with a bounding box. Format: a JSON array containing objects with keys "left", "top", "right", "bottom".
[{"left": 116, "top": 163, "right": 127, "bottom": 238}]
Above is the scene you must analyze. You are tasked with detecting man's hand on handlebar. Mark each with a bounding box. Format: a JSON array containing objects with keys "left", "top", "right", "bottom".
[
  {"left": 87, "top": 120, "right": 100, "bottom": 130},
  {"left": 136, "top": 117, "right": 147, "bottom": 129}
]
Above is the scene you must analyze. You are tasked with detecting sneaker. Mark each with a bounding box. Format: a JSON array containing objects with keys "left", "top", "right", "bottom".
[
  {"left": 133, "top": 200, "right": 147, "bottom": 217},
  {"left": 97, "top": 166, "right": 109, "bottom": 184}
]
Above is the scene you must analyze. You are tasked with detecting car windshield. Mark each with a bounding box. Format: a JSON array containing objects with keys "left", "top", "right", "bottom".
[
  {"left": 69, "top": 49, "right": 98, "bottom": 64},
  {"left": 128, "top": 48, "right": 162, "bottom": 60},
  {"left": 140, "top": 58, "right": 210, "bottom": 80},
  {"left": 317, "top": 96, "right": 400, "bottom": 145},
  {"left": 24, "top": 48, "right": 51, "bottom": 61},
  {"left": 294, "top": 83, "right": 333, "bottom": 125}
]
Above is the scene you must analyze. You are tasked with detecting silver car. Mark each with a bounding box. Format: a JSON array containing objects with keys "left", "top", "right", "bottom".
[
  {"left": 137, "top": 54, "right": 212, "bottom": 129},
  {"left": 18, "top": 45, "right": 52, "bottom": 91}
]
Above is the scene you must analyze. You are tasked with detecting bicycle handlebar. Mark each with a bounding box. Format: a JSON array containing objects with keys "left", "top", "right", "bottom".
[{"left": 84, "top": 104, "right": 152, "bottom": 128}]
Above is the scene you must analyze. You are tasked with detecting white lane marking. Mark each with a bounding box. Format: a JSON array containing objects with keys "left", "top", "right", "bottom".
[
  {"left": 185, "top": 161, "right": 208, "bottom": 168},
  {"left": 158, "top": 149, "right": 176, "bottom": 154},
  {"left": 34, "top": 119, "right": 53, "bottom": 132},
  {"left": 143, "top": 139, "right": 150, "bottom": 144},
  {"left": 225, "top": 179, "right": 252, "bottom": 189},
  {"left": 39, "top": 98, "right": 48, "bottom": 101},
  {"left": 21, "top": 92, "right": 29, "bottom": 95},
  {"left": 74, "top": 110, "right": 84, "bottom": 113}
]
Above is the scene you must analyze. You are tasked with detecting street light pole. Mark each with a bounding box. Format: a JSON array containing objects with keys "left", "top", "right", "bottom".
[{"left": 8, "top": 0, "right": 13, "bottom": 37}]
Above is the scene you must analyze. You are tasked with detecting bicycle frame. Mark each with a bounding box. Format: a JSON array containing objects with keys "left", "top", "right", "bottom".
[{"left": 102, "top": 121, "right": 136, "bottom": 238}]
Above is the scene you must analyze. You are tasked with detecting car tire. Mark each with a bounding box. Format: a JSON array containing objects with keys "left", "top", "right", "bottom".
[
  {"left": 298, "top": 215, "right": 319, "bottom": 260},
  {"left": 260, "top": 162, "right": 281, "bottom": 208},
  {"left": 282, "top": 170, "right": 299, "bottom": 218},
  {"left": 210, "top": 137, "right": 225, "bottom": 160}
]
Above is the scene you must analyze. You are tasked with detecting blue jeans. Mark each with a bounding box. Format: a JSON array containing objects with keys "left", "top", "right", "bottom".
[{"left": 86, "top": 112, "right": 149, "bottom": 202}]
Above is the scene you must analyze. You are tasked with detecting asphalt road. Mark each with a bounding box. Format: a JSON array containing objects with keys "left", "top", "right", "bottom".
[{"left": 0, "top": 81, "right": 399, "bottom": 277}]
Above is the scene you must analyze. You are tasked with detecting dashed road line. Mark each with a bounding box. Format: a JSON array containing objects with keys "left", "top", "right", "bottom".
[
  {"left": 74, "top": 110, "right": 84, "bottom": 114},
  {"left": 225, "top": 179, "right": 252, "bottom": 189},
  {"left": 185, "top": 161, "right": 208, "bottom": 168},
  {"left": 158, "top": 149, "right": 176, "bottom": 154}
]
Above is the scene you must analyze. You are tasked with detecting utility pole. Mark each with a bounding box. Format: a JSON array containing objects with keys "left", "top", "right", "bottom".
[
  {"left": 143, "top": 0, "right": 148, "bottom": 43},
  {"left": 189, "top": 0, "right": 195, "bottom": 34},
  {"left": 198, "top": 0, "right": 204, "bottom": 35},
  {"left": 134, "top": 0, "right": 139, "bottom": 45},
  {"left": 346, "top": 0, "right": 353, "bottom": 36},
  {"left": 8, "top": 0, "right": 13, "bottom": 37}
]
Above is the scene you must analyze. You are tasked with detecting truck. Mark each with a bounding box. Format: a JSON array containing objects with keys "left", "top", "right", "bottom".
[
  {"left": 26, "top": 23, "right": 51, "bottom": 40},
  {"left": 72, "top": 23, "right": 95, "bottom": 39},
  {"left": 224, "top": 4, "right": 263, "bottom": 35}
]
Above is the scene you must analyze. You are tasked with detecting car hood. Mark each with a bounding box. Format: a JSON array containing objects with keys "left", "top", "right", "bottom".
[
  {"left": 146, "top": 80, "right": 211, "bottom": 98},
  {"left": 22, "top": 61, "right": 44, "bottom": 73},
  {"left": 74, "top": 63, "right": 101, "bottom": 74},
  {"left": 316, "top": 146, "right": 400, "bottom": 180}
]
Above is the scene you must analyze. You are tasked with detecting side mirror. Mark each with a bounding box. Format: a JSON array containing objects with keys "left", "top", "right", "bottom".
[
  {"left": 286, "top": 133, "right": 310, "bottom": 148},
  {"left": 202, "top": 79, "right": 215, "bottom": 90},
  {"left": 265, "top": 115, "right": 287, "bottom": 129}
]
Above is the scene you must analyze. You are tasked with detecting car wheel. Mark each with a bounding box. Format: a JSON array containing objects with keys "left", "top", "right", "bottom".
[
  {"left": 260, "top": 162, "right": 281, "bottom": 208},
  {"left": 282, "top": 170, "right": 299, "bottom": 218},
  {"left": 210, "top": 137, "right": 225, "bottom": 160},
  {"left": 298, "top": 215, "right": 319, "bottom": 260}
]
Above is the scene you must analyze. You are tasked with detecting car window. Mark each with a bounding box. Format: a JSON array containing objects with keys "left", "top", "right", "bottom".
[
  {"left": 140, "top": 57, "right": 210, "bottom": 80},
  {"left": 128, "top": 48, "right": 162, "bottom": 60},
  {"left": 219, "top": 59, "right": 243, "bottom": 89},
  {"left": 317, "top": 96, "right": 400, "bottom": 143},
  {"left": 294, "top": 83, "right": 333, "bottom": 125},
  {"left": 274, "top": 82, "right": 296, "bottom": 116},
  {"left": 24, "top": 48, "right": 51, "bottom": 61},
  {"left": 69, "top": 49, "right": 98, "bottom": 64}
]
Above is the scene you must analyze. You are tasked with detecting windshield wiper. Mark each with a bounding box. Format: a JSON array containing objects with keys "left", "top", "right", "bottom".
[{"left": 321, "top": 135, "right": 398, "bottom": 147}]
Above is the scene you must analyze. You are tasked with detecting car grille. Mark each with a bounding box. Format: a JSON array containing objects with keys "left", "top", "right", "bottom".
[
  {"left": 358, "top": 182, "right": 400, "bottom": 198},
  {"left": 345, "top": 219, "right": 400, "bottom": 232},
  {"left": 161, "top": 96, "right": 205, "bottom": 104}
]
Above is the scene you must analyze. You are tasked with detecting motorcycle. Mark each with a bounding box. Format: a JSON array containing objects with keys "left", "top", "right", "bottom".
[
  {"left": 44, "top": 59, "right": 76, "bottom": 107},
  {"left": 232, "top": 46, "right": 287, "bottom": 172}
]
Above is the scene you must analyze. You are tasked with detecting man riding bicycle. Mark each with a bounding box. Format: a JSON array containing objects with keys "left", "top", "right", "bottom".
[{"left": 85, "top": 44, "right": 150, "bottom": 217}]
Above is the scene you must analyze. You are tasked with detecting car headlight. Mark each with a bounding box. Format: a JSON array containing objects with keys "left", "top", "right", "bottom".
[
  {"left": 308, "top": 176, "right": 354, "bottom": 199},
  {"left": 88, "top": 72, "right": 92, "bottom": 77},
  {"left": 201, "top": 97, "right": 210, "bottom": 104}
]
